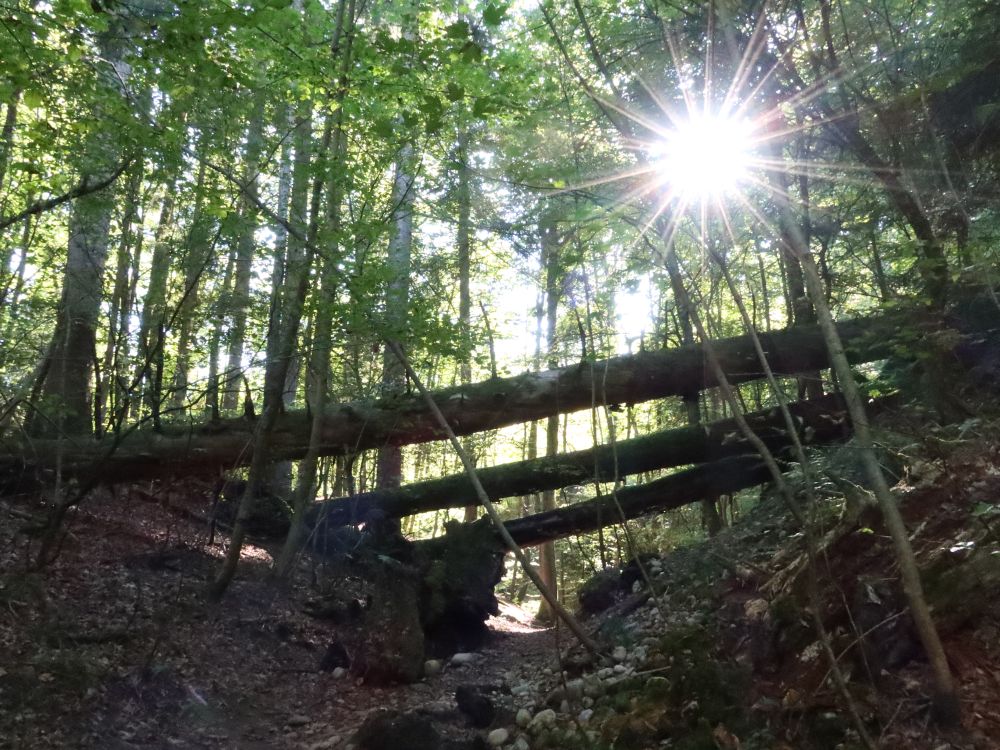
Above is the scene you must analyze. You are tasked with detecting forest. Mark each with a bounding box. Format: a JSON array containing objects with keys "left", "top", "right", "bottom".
[{"left": 1, "top": 0, "right": 1000, "bottom": 748}]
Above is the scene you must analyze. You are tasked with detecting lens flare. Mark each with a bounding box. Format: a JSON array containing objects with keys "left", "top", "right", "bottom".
[{"left": 651, "top": 115, "right": 755, "bottom": 200}]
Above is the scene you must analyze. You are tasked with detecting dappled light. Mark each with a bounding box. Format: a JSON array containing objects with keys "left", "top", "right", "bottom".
[{"left": 2, "top": 0, "right": 1000, "bottom": 747}]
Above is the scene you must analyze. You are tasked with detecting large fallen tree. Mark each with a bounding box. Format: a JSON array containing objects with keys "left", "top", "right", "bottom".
[
  {"left": 0, "top": 299, "right": 991, "bottom": 492},
  {"left": 500, "top": 454, "right": 774, "bottom": 548},
  {"left": 308, "top": 392, "right": 872, "bottom": 528}
]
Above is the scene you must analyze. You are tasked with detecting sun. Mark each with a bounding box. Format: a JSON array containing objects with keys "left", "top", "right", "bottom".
[{"left": 650, "top": 114, "right": 755, "bottom": 201}]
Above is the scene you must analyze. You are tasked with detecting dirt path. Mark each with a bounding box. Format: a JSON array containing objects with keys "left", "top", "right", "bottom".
[{"left": 226, "top": 603, "right": 559, "bottom": 749}]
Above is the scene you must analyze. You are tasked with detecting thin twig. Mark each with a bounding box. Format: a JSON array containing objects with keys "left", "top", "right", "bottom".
[{"left": 387, "top": 341, "right": 601, "bottom": 654}]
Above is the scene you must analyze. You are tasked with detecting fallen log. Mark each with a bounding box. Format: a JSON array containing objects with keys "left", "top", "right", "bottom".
[
  {"left": 501, "top": 455, "right": 774, "bottom": 548},
  {"left": 309, "top": 392, "right": 868, "bottom": 528},
  {"left": 0, "top": 299, "right": 990, "bottom": 492}
]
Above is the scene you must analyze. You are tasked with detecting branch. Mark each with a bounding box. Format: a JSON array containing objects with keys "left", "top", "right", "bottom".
[{"left": 0, "top": 158, "right": 133, "bottom": 232}]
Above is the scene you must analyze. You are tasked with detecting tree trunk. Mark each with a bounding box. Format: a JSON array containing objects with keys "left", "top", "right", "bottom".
[
  {"left": 274, "top": 0, "right": 356, "bottom": 579},
  {"left": 96, "top": 158, "right": 144, "bottom": 435},
  {"left": 222, "top": 92, "right": 266, "bottom": 414},
  {"left": 170, "top": 154, "right": 214, "bottom": 410},
  {"left": 133, "top": 188, "right": 176, "bottom": 426},
  {"left": 457, "top": 133, "right": 478, "bottom": 524},
  {"left": 536, "top": 209, "right": 560, "bottom": 623},
  {"left": 32, "top": 26, "right": 133, "bottom": 436},
  {"left": 376, "top": 133, "right": 417, "bottom": 495},
  {"left": 498, "top": 455, "right": 772, "bottom": 548}
]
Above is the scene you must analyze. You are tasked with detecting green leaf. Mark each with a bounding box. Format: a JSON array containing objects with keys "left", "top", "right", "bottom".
[
  {"left": 472, "top": 97, "right": 492, "bottom": 117},
  {"left": 22, "top": 89, "right": 44, "bottom": 109},
  {"left": 445, "top": 82, "right": 464, "bottom": 102},
  {"left": 461, "top": 41, "right": 483, "bottom": 63},
  {"left": 445, "top": 20, "right": 470, "bottom": 40},
  {"left": 373, "top": 118, "right": 395, "bottom": 138},
  {"left": 483, "top": 1, "right": 509, "bottom": 26},
  {"left": 419, "top": 94, "right": 444, "bottom": 116}
]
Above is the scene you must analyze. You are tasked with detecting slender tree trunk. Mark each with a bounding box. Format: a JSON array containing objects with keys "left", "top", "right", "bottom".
[
  {"left": 275, "top": 0, "right": 356, "bottom": 577},
  {"left": 206, "top": 251, "right": 235, "bottom": 422},
  {"left": 455, "top": 133, "right": 480, "bottom": 523},
  {"left": 133, "top": 188, "right": 176, "bottom": 424},
  {"left": 375, "top": 141, "right": 416, "bottom": 493},
  {"left": 171, "top": 156, "right": 214, "bottom": 410},
  {"left": 797, "top": 246, "right": 960, "bottom": 723},
  {"left": 763, "top": 113, "right": 824, "bottom": 399},
  {"left": 536, "top": 209, "right": 560, "bottom": 623},
  {"left": 98, "top": 160, "right": 145, "bottom": 435},
  {"left": 222, "top": 92, "right": 266, "bottom": 414},
  {"left": 0, "top": 91, "right": 19, "bottom": 207}
]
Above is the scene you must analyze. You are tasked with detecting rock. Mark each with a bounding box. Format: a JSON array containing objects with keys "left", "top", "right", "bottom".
[
  {"left": 577, "top": 708, "right": 593, "bottom": 724},
  {"left": 611, "top": 646, "right": 627, "bottom": 662},
  {"left": 645, "top": 676, "right": 670, "bottom": 698},
  {"left": 486, "top": 728, "right": 509, "bottom": 747},
  {"left": 512, "top": 738, "right": 530, "bottom": 750},
  {"left": 582, "top": 678, "right": 603, "bottom": 698},
  {"left": 354, "top": 710, "right": 440, "bottom": 750},
  {"left": 511, "top": 683, "right": 533, "bottom": 697},
  {"left": 424, "top": 659, "right": 442, "bottom": 676},
  {"left": 528, "top": 709, "right": 556, "bottom": 733},
  {"left": 332, "top": 667, "right": 348, "bottom": 679},
  {"left": 451, "top": 652, "right": 478, "bottom": 666},
  {"left": 564, "top": 679, "right": 584, "bottom": 701},
  {"left": 543, "top": 686, "right": 565, "bottom": 708},
  {"left": 456, "top": 684, "right": 496, "bottom": 728},
  {"left": 577, "top": 568, "right": 621, "bottom": 615},
  {"left": 288, "top": 714, "right": 311, "bottom": 727},
  {"left": 515, "top": 708, "right": 532, "bottom": 728},
  {"left": 319, "top": 641, "right": 351, "bottom": 672}
]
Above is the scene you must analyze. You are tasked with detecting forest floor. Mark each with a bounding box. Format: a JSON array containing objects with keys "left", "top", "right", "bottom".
[
  {"left": 2, "top": 410, "right": 1000, "bottom": 749},
  {"left": 0, "top": 480, "right": 565, "bottom": 750}
]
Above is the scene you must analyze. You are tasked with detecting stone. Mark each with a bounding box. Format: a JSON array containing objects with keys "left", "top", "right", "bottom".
[
  {"left": 456, "top": 684, "right": 496, "bottom": 728},
  {"left": 332, "top": 667, "right": 348, "bottom": 679},
  {"left": 528, "top": 709, "right": 556, "bottom": 733},
  {"left": 564, "top": 679, "right": 584, "bottom": 701},
  {"left": 486, "top": 728, "right": 509, "bottom": 747},
  {"left": 424, "top": 660, "right": 442, "bottom": 677},
  {"left": 451, "top": 652, "right": 478, "bottom": 666},
  {"left": 577, "top": 708, "right": 593, "bottom": 724},
  {"left": 612, "top": 646, "right": 627, "bottom": 662},
  {"left": 577, "top": 568, "right": 622, "bottom": 615},
  {"left": 354, "top": 710, "right": 440, "bottom": 750},
  {"left": 513, "top": 738, "right": 530, "bottom": 750},
  {"left": 515, "top": 708, "right": 532, "bottom": 728},
  {"left": 287, "top": 715, "right": 311, "bottom": 727}
]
